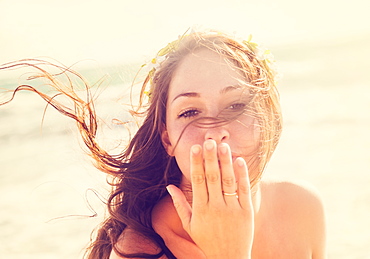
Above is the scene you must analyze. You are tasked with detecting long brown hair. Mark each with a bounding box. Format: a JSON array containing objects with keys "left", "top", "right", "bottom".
[{"left": 0, "top": 30, "right": 282, "bottom": 259}]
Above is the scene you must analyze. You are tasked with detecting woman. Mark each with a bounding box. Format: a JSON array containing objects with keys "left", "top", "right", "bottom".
[{"left": 0, "top": 29, "right": 326, "bottom": 258}]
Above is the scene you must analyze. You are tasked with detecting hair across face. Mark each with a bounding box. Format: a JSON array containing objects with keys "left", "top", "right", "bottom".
[
  {"left": 139, "top": 30, "right": 282, "bottom": 187},
  {"left": 162, "top": 48, "right": 258, "bottom": 185}
]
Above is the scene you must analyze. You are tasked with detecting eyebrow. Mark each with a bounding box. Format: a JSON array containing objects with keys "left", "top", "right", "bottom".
[
  {"left": 220, "top": 85, "right": 242, "bottom": 94},
  {"left": 171, "top": 85, "right": 242, "bottom": 104}
]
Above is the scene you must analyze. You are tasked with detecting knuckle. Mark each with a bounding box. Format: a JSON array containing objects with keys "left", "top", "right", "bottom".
[
  {"left": 192, "top": 157, "right": 203, "bottom": 165},
  {"left": 238, "top": 184, "right": 249, "bottom": 195},
  {"left": 203, "top": 156, "right": 214, "bottom": 163},
  {"left": 222, "top": 176, "right": 235, "bottom": 187},
  {"left": 219, "top": 156, "right": 232, "bottom": 164},
  {"left": 206, "top": 173, "right": 219, "bottom": 183},
  {"left": 192, "top": 174, "right": 205, "bottom": 184},
  {"left": 193, "top": 160, "right": 203, "bottom": 166}
]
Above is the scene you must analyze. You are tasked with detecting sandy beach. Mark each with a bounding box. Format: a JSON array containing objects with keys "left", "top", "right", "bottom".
[{"left": 1, "top": 33, "right": 370, "bottom": 259}]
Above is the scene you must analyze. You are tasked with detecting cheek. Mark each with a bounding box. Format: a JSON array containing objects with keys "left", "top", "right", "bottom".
[
  {"left": 168, "top": 122, "right": 204, "bottom": 149},
  {"left": 232, "top": 116, "right": 259, "bottom": 144},
  {"left": 168, "top": 125, "right": 203, "bottom": 179}
]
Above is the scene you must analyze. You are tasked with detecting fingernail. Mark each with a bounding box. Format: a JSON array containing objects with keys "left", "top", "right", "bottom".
[
  {"left": 219, "top": 144, "right": 228, "bottom": 154},
  {"left": 236, "top": 157, "right": 245, "bottom": 167},
  {"left": 191, "top": 145, "right": 201, "bottom": 155},
  {"left": 166, "top": 185, "right": 174, "bottom": 196},
  {"left": 204, "top": 140, "right": 215, "bottom": 151}
]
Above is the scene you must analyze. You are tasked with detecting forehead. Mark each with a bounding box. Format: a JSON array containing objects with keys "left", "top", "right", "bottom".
[{"left": 169, "top": 49, "right": 246, "bottom": 97}]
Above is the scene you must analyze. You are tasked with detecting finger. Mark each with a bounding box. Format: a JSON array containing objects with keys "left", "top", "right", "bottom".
[
  {"left": 166, "top": 185, "right": 192, "bottom": 233},
  {"left": 190, "top": 144, "right": 208, "bottom": 207},
  {"left": 218, "top": 143, "right": 237, "bottom": 202},
  {"left": 234, "top": 157, "right": 252, "bottom": 210},
  {"left": 203, "top": 139, "right": 223, "bottom": 202}
]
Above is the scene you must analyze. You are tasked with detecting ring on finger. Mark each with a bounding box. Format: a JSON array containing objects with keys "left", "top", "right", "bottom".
[{"left": 223, "top": 191, "right": 238, "bottom": 196}]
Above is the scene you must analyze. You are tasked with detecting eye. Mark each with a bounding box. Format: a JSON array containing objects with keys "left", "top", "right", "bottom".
[
  {"left": 228, "top": 103, "right": 246, "bottom": 111},
  {"left": 178, "top": 109, "right": 200, "bottom": 118}
]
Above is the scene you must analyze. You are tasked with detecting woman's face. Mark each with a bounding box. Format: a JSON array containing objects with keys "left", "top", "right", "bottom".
[{"left": 163, "top": 49, "right": 259, "bottom": 183}]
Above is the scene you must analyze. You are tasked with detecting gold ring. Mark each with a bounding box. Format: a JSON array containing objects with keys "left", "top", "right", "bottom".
[{"left": 223, "top": 192, "right": 238, "bottom": 196}]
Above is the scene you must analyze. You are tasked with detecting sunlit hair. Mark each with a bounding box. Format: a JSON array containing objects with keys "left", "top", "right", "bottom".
[
  {"left": 0, "top": 29, "right": 282, "bottom": 259},
  {"left": 140, "top": 30, "right": 282, "bottom": 186}
]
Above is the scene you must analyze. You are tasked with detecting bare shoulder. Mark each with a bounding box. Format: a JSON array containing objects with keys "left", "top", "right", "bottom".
[
  {"left": 261, "top": 179, "right": 325, "bottom": 224},
  {"left": 261, "top": 179, "right": 327, "bottom": 258},
  {"left": 262, "top": 179, "right": 324, "bottom": 206},
  {"left": 110, "top": 228, "right": 167, "bottom": 259}
]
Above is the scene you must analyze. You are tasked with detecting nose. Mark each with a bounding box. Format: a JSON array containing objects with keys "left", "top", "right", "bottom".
[{"left": 204, "top": 125, "right": 230, "bottom": 144}]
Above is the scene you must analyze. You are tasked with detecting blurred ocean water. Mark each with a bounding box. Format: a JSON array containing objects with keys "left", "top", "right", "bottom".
[
  {"left": 0, "top": 62, "right": 140, "bottom": 258},
  {"left": 1, "top": 34, "right": 370, "bottom": 258}
]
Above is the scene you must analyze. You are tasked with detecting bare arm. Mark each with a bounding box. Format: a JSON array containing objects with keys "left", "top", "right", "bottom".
[{"left": 308, "top": 186, "right": 327, "bottom": 259}]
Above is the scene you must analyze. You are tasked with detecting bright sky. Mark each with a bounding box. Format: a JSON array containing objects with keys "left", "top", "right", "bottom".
[{"left": 1, "top": 0, "right": 369, "bottom": 66}]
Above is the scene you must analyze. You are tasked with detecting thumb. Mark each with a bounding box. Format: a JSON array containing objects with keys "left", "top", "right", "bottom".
[{"left": 166, "top": 185, "right": 192, "bottom": 233}]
